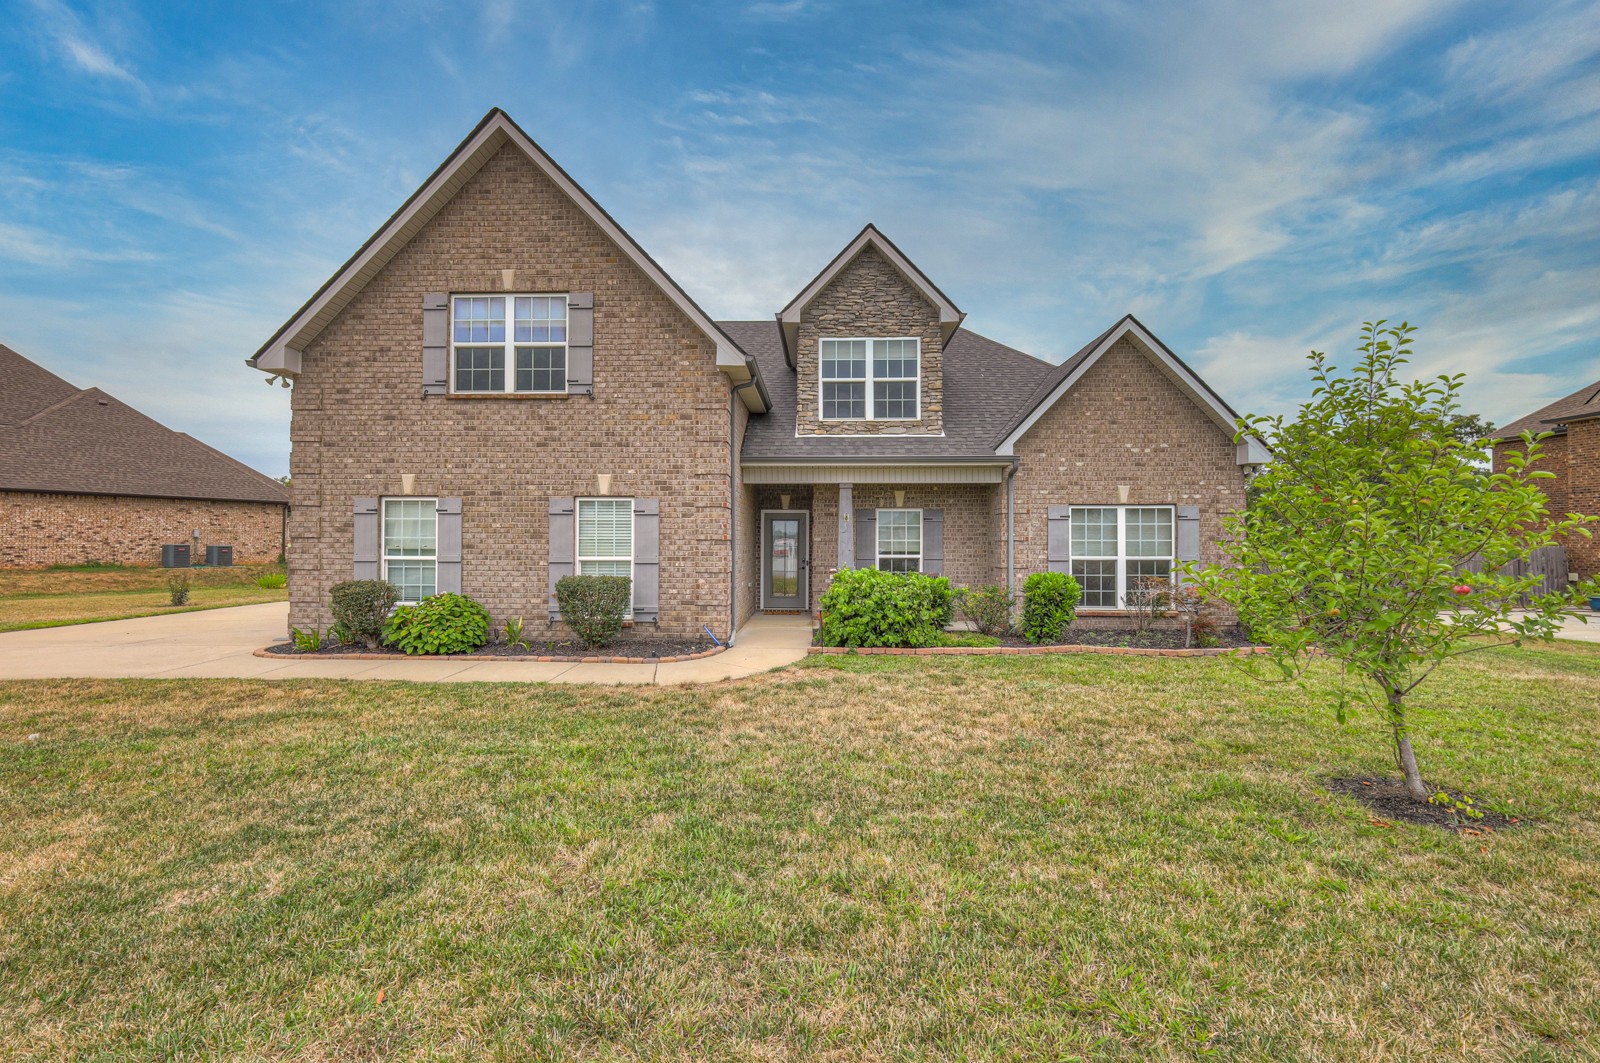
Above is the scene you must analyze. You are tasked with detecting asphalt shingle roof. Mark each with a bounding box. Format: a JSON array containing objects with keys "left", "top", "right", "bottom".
[
  {"left": 0, "top": 344, "right": 290, "bottom": 505},
  {"left": 723, "top": 321, "right": 1056, "bottom": 461},
  {"left": 1494, "top": 379, "right": 1600, "bottom": 440}
]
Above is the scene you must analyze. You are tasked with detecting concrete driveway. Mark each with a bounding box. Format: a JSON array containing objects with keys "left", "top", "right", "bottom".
[{"left": 0, "top": 603, "right": 813, "bottom": 684}]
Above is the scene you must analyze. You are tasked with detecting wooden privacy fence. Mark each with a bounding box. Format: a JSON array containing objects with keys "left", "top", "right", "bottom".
[{"left": 1460, "top": 544, "right": 1570, "bottom": 604}]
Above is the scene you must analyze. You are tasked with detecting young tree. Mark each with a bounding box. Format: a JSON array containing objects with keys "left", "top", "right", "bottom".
[{"left": 1197, "top": 321, "right": 1594, "bottom": 801}]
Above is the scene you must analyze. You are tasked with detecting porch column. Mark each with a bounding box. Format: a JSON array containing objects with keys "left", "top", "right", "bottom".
[{"left": 838, "top": 482, "right": 854, "bottom": 570}]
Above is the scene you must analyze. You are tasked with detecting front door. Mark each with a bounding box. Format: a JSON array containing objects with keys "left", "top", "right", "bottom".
[{"left": 761, "top": 511, "right": 809, "bottom": 610}]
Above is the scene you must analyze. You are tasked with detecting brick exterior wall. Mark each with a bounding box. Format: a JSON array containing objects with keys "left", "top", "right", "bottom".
[
  {"left": 287, "top": 143, "right": 738, "bottom": 638},
  {"left": 0, "top": 491, "right": 284, "bottom": 568},
  {"left": 1008, "top": 336, "right": 1246, "bottom": 623},
  {"left": 1497, "top": 423, "right": 1600, "bottom": 580},
  {"left": 794, "top": 247, "right": 944, "bottom": 437}
]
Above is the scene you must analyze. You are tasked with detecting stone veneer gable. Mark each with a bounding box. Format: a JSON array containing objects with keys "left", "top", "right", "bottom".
[{"left": 794, "top": 246, "right": 944, "bottom": 436}]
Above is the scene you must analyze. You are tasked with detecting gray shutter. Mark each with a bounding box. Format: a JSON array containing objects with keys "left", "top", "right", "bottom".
[
  {"left": 548, "top": 497, "right": 575, "bottom": 620},
  {"left": 422, "top": 292, "right": 449, "bottom": 396},
  {"left": 1175, "top": 505, "right": 1201, "bottom": 585},
  {"left": 567, "top": 292, "right": 593, "bottom": 396},
  {"left": 633, "top": 498, "right": 660, "bottom": 623},
  {"left": 436, "top": 497, "right": 462, "bottom": 594},
  {"left": 854, "top": 509, "right": 877, "bottom": 570},
  {"left": 1046, "top": 506, "right": 1072, "bottom": 574},
  {"left": 353, "top": 497, "right": 380, "bottom": 580},
  {"left": 921, "top": 509, "right": 944, "bottom": 575}
]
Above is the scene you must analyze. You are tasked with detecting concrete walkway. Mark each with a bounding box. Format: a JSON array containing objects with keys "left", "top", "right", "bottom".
[
  {"left": 0, "top": 604, "right": 814, "bottom": 684},
  {"left": 1511, "top": 609, "right": 1600, "bottom": 644}
]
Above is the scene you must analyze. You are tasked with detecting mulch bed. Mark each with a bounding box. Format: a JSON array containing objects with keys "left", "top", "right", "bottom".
[
  {"left": 265, "top": 635, "right": 719, "bottom": 661},
  {"left": 1327, "top": 776, "right": 1525, "bottom": 832}
]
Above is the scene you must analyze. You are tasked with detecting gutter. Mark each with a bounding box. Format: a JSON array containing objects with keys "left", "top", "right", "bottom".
[{"left": 1005, "top": 463, "right": 1016, "bottom": 595}]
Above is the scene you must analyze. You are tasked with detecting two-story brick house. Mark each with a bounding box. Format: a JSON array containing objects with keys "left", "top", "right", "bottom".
[
  {"left": 252, "top": 109, "right": 1265, "bottom": 641},
  {"left": 1492, "top": 380, "right": 1600, "bottom": 582}
]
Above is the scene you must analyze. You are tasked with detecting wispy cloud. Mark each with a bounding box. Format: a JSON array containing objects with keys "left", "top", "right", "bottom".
[{"left": 24, "top": 0, "right": 150, "bottom": 98}]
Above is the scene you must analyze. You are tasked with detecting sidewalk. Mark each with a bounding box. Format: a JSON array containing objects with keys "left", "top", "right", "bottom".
[{"left": 0, "top": 604, "right": 814, "bottom": 684}]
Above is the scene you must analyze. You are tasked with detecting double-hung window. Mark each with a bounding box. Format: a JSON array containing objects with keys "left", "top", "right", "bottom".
[
  {"left": 820, "top": 337, "right": 920, "bottom": 420},
  {"left": 1069, "top": 505, "right": 1174, "bottom": 608},
  {"left": 876, "top": 509, "right": 922, "bottom": 572},
  {"left": 577, "top": 498, "right": 634, "bottom": 615},
  {"left": 452, "top": 294, "right": 567, "bottom": 394},
  {"left": 383, "top": 497, "right": 437, "bottom": 603}
]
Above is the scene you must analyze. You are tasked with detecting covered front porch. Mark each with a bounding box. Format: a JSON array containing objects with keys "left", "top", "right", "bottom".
[{"left": 736, "top": 461, "right": 1015, "bottom": 623}]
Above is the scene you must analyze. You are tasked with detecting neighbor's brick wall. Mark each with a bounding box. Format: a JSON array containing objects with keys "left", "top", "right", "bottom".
[
  {"left": 1009, "top": 336, "right": 1246, "bottom": 617},
  {"left": 1493, "top": 427, "right": 1598, "bottom": 580},
  {"left": 794, "top": 246, "right": 944, "bottom": 437},
  {"left": 0, "top": 490, "right": 284, "bottom": 568},
  {"left": 289, "top": 142, "right": 738, "bottom": 638}
]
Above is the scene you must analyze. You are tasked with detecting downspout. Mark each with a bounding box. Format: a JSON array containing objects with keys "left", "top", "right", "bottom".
[
  {"left": 730, "top": 379, "right": 757, "bottom": 646},
  {"left": 1005, "top": 463, "right": 1016, "bottom": 595}
]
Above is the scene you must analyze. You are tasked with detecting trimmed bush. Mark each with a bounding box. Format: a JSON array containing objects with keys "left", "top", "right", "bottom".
[
  {"left": 557, "top": 575, "right": 632, "bottom": 647},
  {"left": 817, "top": 567, "right": 956, "bottom": 648},
  {"left": 330, "top": 579, "right": 399, "bottom": 649},
  {"left": 1021, "top": 571, "right": 1082, "bottom": 644},
  {"left": 956, "top": 583, "right": 1015, "bottom": 636},
  {"left": 383, "top": 592, "right": 491, "bottom": 655}
]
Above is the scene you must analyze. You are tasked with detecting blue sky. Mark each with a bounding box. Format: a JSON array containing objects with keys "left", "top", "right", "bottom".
[{"left": 2, "top": 0, "right": 1597, "bottom": 477}]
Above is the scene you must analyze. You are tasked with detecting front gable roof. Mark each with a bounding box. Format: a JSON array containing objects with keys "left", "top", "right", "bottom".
[
  {"left": 250, "top": 108, "right": 768, "bottom": 412},
  {"left": 1493, "top": 378, "right": 1600, "bottom": 440},
  {"left": 775, "top": 225, "right": 964, "bottom": 368},
  {"left": 993, "top": 315, "right": 1267, "bottom": 463}
]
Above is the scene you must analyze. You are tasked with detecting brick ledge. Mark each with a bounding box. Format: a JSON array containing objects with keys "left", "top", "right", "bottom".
[
  {"left": 253, "top": 644, "right": 729, "bottom": 665},
  {"left": 808, "top": 644, "right": 1269, "bottom": 658}
]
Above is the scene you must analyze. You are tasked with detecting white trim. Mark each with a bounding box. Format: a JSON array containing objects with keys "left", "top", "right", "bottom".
[
  {"left": 818, "top": 336, "right": 921, "bottom": 422},
  {"left": 996, "top": 318, "right": 1249, "bottom": 457},
  {"left": 780, "top": 226, "right": 962, "bottom": 330},
  {"left": 449, "top": 293, "right": 568, "bottom": 395},
  {"left": 759, "top": 509, "right": 810, "bottom": 611},
  {"left": 252, "top": 111, "right": 759, "bottom": 399},
  {"left": 1067, "top": 504, "right": 1174, "bottom": 609},
  {"left": 875, "top": 507, "right": 923, "bottom": 572},
  {"left": 380, "top": 496, "right": 439, "bottom": 604},
  {"left": 576, "top": 496, "right": 635, "bottom": 618}
]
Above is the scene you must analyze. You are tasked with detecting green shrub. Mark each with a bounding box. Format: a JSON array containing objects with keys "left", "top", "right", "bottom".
[
  {"left": 383, "top": 593, "right": 491, "bottom": 655},
  {"left": 817, "top": 567, "right": 956, "bottom": 648},
  {"left": 330, "top": 579, "right": 399, "bottom": 649},
  {"left": 256, "top": 572, "right": 288, "bottom": 589},
  {"left": 291, "top": 626, "right": 324, "bottom": 652},
  {"left": 502, "top": 616, "right": 530, "bottom": 651},
  {"left": 956, "top": 583, "right": 1015, "bottom": 636},
  {"left": 167, "top": 572, "right": 191, "bottom": 606},
  {"left": 1021, "top": 571, "right": 1082, "bottom": 644},
  {"left": 329, "top": 621, "right": 354, "bottom": 647},
  {"left": 556, "top": 575, "right": 632, "bottom": 647}
]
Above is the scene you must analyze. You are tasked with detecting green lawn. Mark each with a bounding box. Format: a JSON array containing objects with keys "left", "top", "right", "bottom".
[
  {"left": 2, "top": 643, "right": 1598, "bottom": 1059},
  {"left": 0, "top": 564, "right": 287, "bottom": 632}
]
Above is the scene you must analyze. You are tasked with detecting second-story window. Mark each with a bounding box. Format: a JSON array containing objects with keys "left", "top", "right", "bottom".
[
  {"left": 820, "top": 337, "right": 920, "bottom": 421},
  {"left": 452, "top": 295, "right": 567, "bottom": 394}
]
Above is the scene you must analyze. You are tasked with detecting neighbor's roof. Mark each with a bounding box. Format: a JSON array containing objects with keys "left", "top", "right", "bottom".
[
  {"left": 1494, "top": 379, "right": 1600, "bottom": 440},
  {"left": 727, "top": 320, "right": 1054, "bottom": 462},
  {"left": 0, "top": 344, "right": 290, "bottom": 505}
]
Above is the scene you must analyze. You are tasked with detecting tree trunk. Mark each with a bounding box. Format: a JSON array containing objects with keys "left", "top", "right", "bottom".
[{"left": 1386, "top": 686, "right": 1428, "bottom": 802}]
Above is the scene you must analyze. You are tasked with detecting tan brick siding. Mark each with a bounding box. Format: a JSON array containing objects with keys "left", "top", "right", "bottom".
[
  {"left": 0, "top": 491, "right": 284, "bottom": 568},
  {"left": 794, "top": 247, "right": 944, "bottom": 436},
  {"left": 288, "top": 143, "right": 737, "bottom": 637},
  {"left": 1008, "top": 337, "right": 1246, "bottom": 605},
  {"left": 1494, "top": 426, "right": 1599, "bottom": 580}
]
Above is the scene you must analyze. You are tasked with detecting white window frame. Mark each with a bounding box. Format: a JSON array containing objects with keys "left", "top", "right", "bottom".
[
  {"left": 1068, "top": 505, "right": 1175, "bottom": 609},
  {"left": 450, "top": 293, "right": 569, "bottom": 395},
  {"left": 381, "top": 496, "right": 438, "bottom": 605},
  {"left": 818, "top": 336, "right": 921, "bottom": 421},
  {"left": 576, "top": 497, "right": 635, "bottom": 618},
  {"left": 875, "top": 508, "right": 923, "bottom": 573}
]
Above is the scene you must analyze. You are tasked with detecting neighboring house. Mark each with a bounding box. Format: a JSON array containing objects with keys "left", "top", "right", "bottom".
[
  {"left": 0, "top": 344, "right": 289, "bottom": 568},
  {"left": 252, "top": 109, "right": 1264, "bottom": 639},
  {"left": 1492, "top": 380, "right": 1600, "bottom": 581}
]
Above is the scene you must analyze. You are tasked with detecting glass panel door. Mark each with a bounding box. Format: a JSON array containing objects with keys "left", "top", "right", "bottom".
[{"left": 762, "top": 512, "right": 808, "bottom": 610}]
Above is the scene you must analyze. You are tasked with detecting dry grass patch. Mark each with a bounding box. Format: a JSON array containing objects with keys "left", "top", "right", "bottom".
[
  {"left": 1, "top": 642, "right": 1598, "bottom": 1059},
  {"left": 0, "top": 564, "right": 287, "bottom": 631}
]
